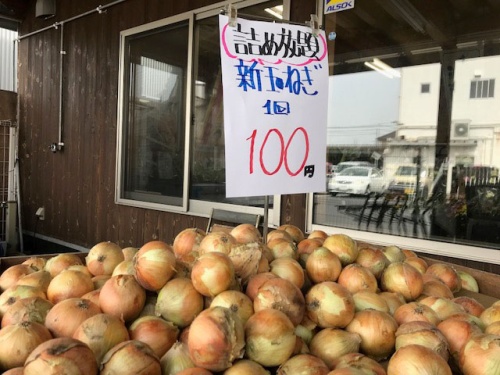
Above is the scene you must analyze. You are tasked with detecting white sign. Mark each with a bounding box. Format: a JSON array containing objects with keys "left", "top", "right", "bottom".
[
  {"left": 219, "top": 15, "right": 329, "bottom": 197},
  {"left": 325, "top": 0, "right": 355, "bottom": 14}
]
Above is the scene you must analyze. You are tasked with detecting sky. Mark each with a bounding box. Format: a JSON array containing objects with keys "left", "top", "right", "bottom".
[{"left": 327, "top": 70, "right": 401, "bottom": 145}]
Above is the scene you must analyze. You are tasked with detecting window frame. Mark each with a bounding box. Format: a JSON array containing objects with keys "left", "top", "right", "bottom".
[{"left": 470, "top": 78, "right": 495, "bottom": 99}]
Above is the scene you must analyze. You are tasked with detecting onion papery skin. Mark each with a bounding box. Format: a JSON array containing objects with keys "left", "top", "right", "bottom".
[
  {"left": 122, "top": 247, "right": 139, "bottom": 262},
  {"left": 228, "top": 242, "right": 263, "bottom": 285},
  {"left": 133, "top": 240, "right": 177, "bottom": 291},
  {"left": 418, "top": 295, "right": 466, "bottom": 321},
  {"left": 480, "top": 304, "right": 500, "bottom": 326},
  {"left": 72, "top": 313, "right": 130, "bottom": 363},
  {"left": 378, "top": 291, "right": 406, "bottom": 315},
  {"left": 191, "top": 252, "right": 236, "bottom": 297},
  {"left": 334, "top": 353, "right": 386, "bottom": 375},
  {"left": 395, "top": 321, "right": 449, "bottom": 361},
  {"left": 100, "top": 339, "right": 161, "bottom": 375},
  {"left": 210, "top": 290, "right": 254, "bottom": 326},
  {"left": 44, "top": 297, "right": 101, "bottom": 338},
  {"left": 269, "top": 257, "right": 305, "bottom": 290},
  {"left": 22, "top": 256, "right": 47, "bottom": 271},
  {"left": 345, "top": 309, "right": 398, "bottom": 361},
  {"left": 452, "top": 296, "right": 485, "bottom": 317},
  {"left": 354, "top": 247, "right": 389, "bottom": 279},
  {"left": 230, "top": 223, "right": 262, "bottom": 244},
  {"left": 0, "top": 285, "right": 47, "bottom": 318},
  {"left": 199, "top": 231, "right": 237, "bottom": 256},
  {"left": 387, "top": 344, "right": 452, "bottom": 375},
  {"left": 425, "top": 263, "right": 461, "bottom": 293},
  {"left": 297, "top": 238, "right": 324, "bottom": 267},
  {"left": 1, "top": 296, "right": 53, "bottom": 328},
  {"left": 112, "top": 260, "right": 135, "bottom": 277},
  {"left": 85, "top": 241, "right": 124, "bottom": 276},
  {"left": 46, "top": 269, "right": 94, "bottom": 304},
  {"left": 337, "top": 264, "right": 378, "bottom": 294},
  {"left": 380, "top": 262, "right": 423, "bottom": 301},
  {"left": 223, "top": 359, "right": 269, "bottom": 374},
  {"left": 23, "top": 337, "right": 98, "bottom": 375},
  {"left": 81, "top": 289, "right": 101, "bottom": 307},
  {"left": 306, "top": 247, "right": 342, "bottom": 283},
  {"left": 352, "top": 291, "right": 389, "bottom": 313},
  {"left": 308, "top": 230, "right": 328, "bottom": 241},
  {"left": 459, "top": 334, "right": 500, "bottom": 375},
  {"left": 173, "top": 228, "right": 206, "bottom": 265},
  {"left": 244, "top": 308, "right": 296, "bottom": 367},
  {"left": 0, "top": 264, "right": 36, "bottom": 291},
  {"left": 420, "top": 279, "right": 454, "bottom": 299},
  {"left": 99, "top": 274, "right": 146, "bottom": 322},
  {"left": 404, "top": 256, "right": 428, "bottom": 275},
  {"left": 393, "top": 301, "right": 441, "bottom": 326},
  {"left": 188, "top": 306, "right": 245, "bottom": 371},
  {"left": 156, "top": 277, "right": 204, "bottom": 327},
  {"left": 437, "top": 315, "right": 483, "bottom": 362},
  {"left": 322, "top": 234, "right": 358, "bottom": 266},
  {"left": 309, "top": 328, "right": 362, "bottom": 369},
  {"left": 267, "top": 238, "right": 299, "bottom": 260},
  {"left": 382, "top": 245, "right": 406, "bottom": 264},
  {"left": 0, "top": 321, "right": 52, "bottom": 371},
  {"left": 129, "top": 315, "right": 179, "bottom": 359},
  {"left": 16, "top": 269, "right": 52, "bottom": 293},
  {"left": 457, "top": 270, "right": 479, "bottom": 293},
  {"left": 485, "top": 321, "right": 500, "bottom": 335},
  {"left": 44, "top": 253, "right": 84, "bottom": 277},
  {"left": 277, "top": 353, "right": 330, "bottom": 374},
  {"left": 245, "top": 272, "right": 279, "bottom": 301},
  {"left": 254, "top": 277, "right": 305, "bottom": 326},
  {"left": 305, "top": 281, "right": 355, "bottom": 329},
  {"left": 277, "top": 224, "right": 305, "bottom": 244},
  {"left": 160, "top": 341, "right": 195, "bottom": 374},
  {"left": 267, "top": 229, "right": 294, "bottom": 243}
]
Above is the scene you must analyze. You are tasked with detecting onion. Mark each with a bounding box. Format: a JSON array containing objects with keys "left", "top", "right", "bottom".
[
  {"left": 0, "top": 264, "right": 35, "bottom": 291},
  {"left": 44, "top": 253, "right": 84, "bottom": 277},
  {"left": 46, "top": 269, "right": 94, "bottom": 304},
  {"left": 395, "top": 321, "right": 449, "bottom": 361},
  {"left": 480, "top": 304, "right": 500, "bottom": 326},
  {"left": 23, "top": 337, "right": 98, "bottom": 375},
  {"left": 160, "top": 341, "right": 195, "bottom": 375},
  {"left": 199, "top": 231, "right": 237, "bottom": 256},
  {"left": 188, "top": 306, "right": 245, "bottom": 371},
  {"left": 22, "top": 256, "right": 47, "bottom": 271},
  {"left": 419, "top": 295, "right": 466, "bottom": 321},
  {"left": 453, "top": 296, "right": 485, "bottom": 317},
  {"left": 437, "top": 316, "right": 483, "bottom": 361},
  {"left": 92, "top": 274, "right": 111, "bottom": 289},
  {"left": 122, "top": 247, "right": 139, "bottom": 261},
  {"left": 345, "top": 309, "right": 398, "bottom": 361},
  {"left": 425, "top": 263, "right": 461, "bottom": 293},
  {"left": 177, "top": 369, "right": 214, "bottom": 375},
  {"left": 111, "top": 260, "right": 135, "bottom": 276},
  {"left": 352, "top": 291, "right": 389, "bottom": 313},
  {"left": 277, "top": 224, "right": 305, "bottom": 243},
  {"left": 99, "top": 274, "right": 146, "bottom": 322},
  {"left": 139, "top": 293, "right": 158, "bottom": 318},
  {"left": 297, "top": 238, "right": 323, "bottom": 267},
  {"left": 277, "top": 353, "right": 330, "bottom": 374},
  {"left": 402, "top": 249, "right": 418, "bottom": 258},
  {"left": 44, "top": 298, "right": 101, "bottom": 338},
  {"left": 393, "top": 301, "right": 441, "bottom": 326},
  {"left": 245, "top": 272, "right": 279, "bottom": 301},
  {"left": 309, "top": 328, "right": 362, "bottom": 369},
  {"left": 223, "top": 359, "right": 269, "bottom": 374},
  {"left": 334, "top": 353, "right": 386, "bottom": 375},
  {"left": 380, "top": 262, "right": 423, "bottom": 301},
  {"left": 244, "top": 308, "right": 296, "bottom": 367},
  {"left": 378, "top": 291, "right": 406, "bottom": 315},
  {"left": 156, "top": 277, "right": 204, "bottom": 327},
  {"left": 133, "top": 240, "right": 177, "bottom": 291},
  {"left": 267, "top": 229, "right": 294, "bottom": 243},
  {"left": 457, "top": 270, "right": 479, "bottom": 293},
  {"left": 306, "top": 247, "right": 342, "bottom": 283},
  {"left": 210, "top": 290, "right": 254, "bottom": 326},
  {"left": 404, "top": 256, "right": 428, "bottom": 274},
  {"left": 230, "top": 223, "right": 262, "bottom": 243},
  {"left": 1, "top": 296, "right": 53, "bottom": 327},
  {"left": 228, "top": 242, "right": 263, "bottom": 284},
  {"left": 308, "top": 230, "right": 328, "bottom": 241},
  {"left": 305, "top": 281, "right": 355, "bottom": 329},
  {"left": 420, "top": 279, "right": 454, "bottom": 299},
  {"left": 191, "top": 252, "right": 235, "bottom": 297},
  {"left": 459, "top": 334, "right": 500, "bottom": 375},
  {"left": 354, "top": 247, "right": 389, "bottom": 279},
  {"left": 269, "top": 257, "right": 305, "bottom": 289},
  {"left": 85, "top": 241, "right": 124, "bottom": 276},
  {"left": 322, "top": 234, "right": 358, "bottom": 266},
  {"left": 267, "top": 238, "right": 299, "bottom": 260},
  {"left": 173, "top": 228, "right": 206, "bottom": 266},
  {"left": 387, "top": 344, "right": 452, "bottom": 375},
  {"left": 485, "top": 321, "right": 500, "bottom": 335},
  {"left": 15, "top": 270, "right": 52, "bottom": 293},
  {"left": 100, "top": 340, "right": 161, "bottom": 375},
  {"left": 0, "top": 321, "right": 52, "bottom": 371},
  {"left": 382, "top": 245, "right": 406, "bottom": 263},
  {"left": 73, "top": 312, "right": 129, "bottom": 363},
  {"left": 446, "top": 312, "right": 486, "bottom": 331},
  {"left": 81, "top": 289, "right": 101, "bottom": 307},
  {"left": 337, "top": 264, "right": 378, "bottom": 294},
  {"left": 129, "top": 315, "right": 179, "bottom": 359},
  {"left": 254, "top": 277, "right": 305, "bottom": 326},
  {"left": 0, "top": 285, "right": 46, "bottom": 318},
  {"left": 327, "top": 368, "right": 368, "bottom": 374},
  {"left": 2, "top": 367, "right": 24, "bottom": 375}
]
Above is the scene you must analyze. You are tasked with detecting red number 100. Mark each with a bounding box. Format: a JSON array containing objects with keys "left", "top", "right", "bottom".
[{"left": 246, "top": 127, "right": 310, "bottom": 176}]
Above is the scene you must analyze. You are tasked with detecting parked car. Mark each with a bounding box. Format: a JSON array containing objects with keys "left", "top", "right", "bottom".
[
  {"left": 333, "top": 161, "right": 374, "bottom": 176},
  {"left": 387, "top": 165, "right": 433, "bottom": 198},
  {"left": 328, "top": 166, "right": 387, "bottom": 196}
]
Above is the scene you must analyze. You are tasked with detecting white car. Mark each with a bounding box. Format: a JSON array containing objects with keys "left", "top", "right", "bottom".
[{"left": 328, "top": 166, "right": 387, "bottom": 196}]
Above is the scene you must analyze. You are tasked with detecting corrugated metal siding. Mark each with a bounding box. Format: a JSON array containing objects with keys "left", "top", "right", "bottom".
[{"left": 0, "top": 28, "right": 17, "bottom": 92}]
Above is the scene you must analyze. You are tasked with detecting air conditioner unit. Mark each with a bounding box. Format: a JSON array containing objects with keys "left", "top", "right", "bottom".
[{"left": 454, "top": 123, "right": 469, "bottom": 138}]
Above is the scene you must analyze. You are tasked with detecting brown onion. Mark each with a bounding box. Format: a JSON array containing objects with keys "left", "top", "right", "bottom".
[
  {"left": 305, "top": 281, "right": 355, "bottom": 329},
  {"left": 122, "top": 246, "right": 139, "bottom": 261},
  {"left": 267, "top": 238, "right": 298, "bottom": 260},
  {"left": 99, "top": 274, "right": 146, "bottom": 322},
  {"left": 85, "top": 241, "right": 124, "bottom": 276},
  {"left": 308, "top": 230, "right": 328, "bottom": 241},
  {"left": 100, "top": 340, "right": 161, "bottom": 375},
  {"left": 354, "top": 247, "right": 389, "bottom": 279},
  {"left": 81, "top": 289, "right": 101, "bottom": 307},
  {"left": 129, "top": 315, "right": 179, "bottom": 359},
  {"left": 404, "top": 256, "right": 428, "bottom": 274},
  {"left": 156, "top": 277, "right": 204, "bottom": 327},
  {"left": 352, "top": 291, "right": 389, "bottom": 313},
  {"left": 45, "top": 297, "right": 101, "bottom": 338},
  {"left": 223, "top": 359, "right": 269, "bottom": 374},
  {"left": 337, "top": 264, "right": 378, "bottom": 294},
  {"left": 16, "top": 270, "right": 52, "bottom": 293},
  {"left": 0, "top": 321, "right": 52, "bottom": 371},
  {"left": 2, "top": 367, "right": 24, "bottom": 375},
  {"left": 395, "top": 321, "right": 449, "bottom": 361},
  {"left": 457, "top": 270, "right": 479, "bottom": 293},
  {"left": 393, "top": 301, "right": 441, "bottom": 326},
  {"left": 210, "top": 290, "right": 254, "bottom": 326},
  {"left": 1, "top": 296, "right": 53, "bottom": 327},
  {"left": 199, "top": 231, "right": 237, "bottom": 256},
  {"left": 230, "top": 223, "right": 262, "bottom": 243},
  {"left": 245, "top": 272, "right": 279, "bottom": 301},
  {"left": 46, "top": 269, "right": 94, "bottom": 304},
  {"left": 297, "top": 238, "right": 324, "bottom": 267},
  {"left": 111, "top": 260, "right": 135, "bottom": 277},
  {"left": 421, "top": 279, "right": 454, "bottom": 299},
  {"left": 228, "top": 242, "right": 263, "bottom": 284},
  {"left": 380, "top": 262, "right": 423, "bottom": 301},
  {"left": 92, "top": 274, "right": 111, "bottom": 290},
  {"left": 453, "top": 296, "right": 485, "bottom": 317},
  {"left": 382, "top": 245, "right": 406, "bottom": 263},
  {"left": 133, "top": 240, "right": 177, "bottom": 291},
  {"left": 22, "top": 256, "right": 47, "bottom": 271},
  {"left": 188, "top": 306, "right": 245, "bottom": 371},
  {"left": 269, "top": 257, "right": 305, "bottom": 289},
  {"left": 44, "top": 253, "right": 84, "bottom": 277},
  {"left": 277, "top": 224, "right": 305, "bottom": 243},
  {"left": 0, "top": 264, "right": 35, "bottom": 291},
  {"left": 0, "top": 285, "right": 46, "bottom": 318},
  {"left": 309, "top": 328, "right": 362, "bottom": 369},
  {"left": 459, "top": 334, "right": 500, "bottom": 375},
  {"left": 334, "top": 353, "right": 386, "bottom": 375},
  {"left": 485, "top": 321, "right": 500, "bottom": 335},
  {"left": 244, "top": 308, "right": 296, "bottom": 367},
  {"left": 437, "top": 315, "right": 483, "bottom": 361},
  {"left": 480, "top": 304, "right": 500, "bottom": 326},
  {"left": 172, "top": 227, "right": 206, "bottom": 265},
  {"left": 160, "top": 341, "right": 195, "bottom": 374},
  {"left": 378, "top": 291, "right": 406, "bottom": 315},
  {"left": 345, "top": 309, "right": 398, "bottom": 361},
  {"left": 425, "top": 263, "right": 461, "bottom": 293},
  {"left": 267, "top": 229, "right": 294, "bottom": 243},
  {"left": 419, "top": 295, "right": 466, "bottom": 321},
  {"left": 191, "top": 252, "right": 235, "bottom": 297},
  {"left": 322, "top": 234, "right": 358, "bottom": 266},
  {"left": 23, "top": 337, "right": 98, "bottom": 375},
  {"left": 387, "top": 344, "right": 452, "bottom": 375},
  {"left": 277, "top": 353, "right": 330, "bottom": 374},
  {"left": 306, "top": 247, "right": 342, "bottom": 283}
]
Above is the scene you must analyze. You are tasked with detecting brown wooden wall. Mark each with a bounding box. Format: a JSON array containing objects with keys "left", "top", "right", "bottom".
[{"left": 16, "top": 0, "right": 313, "bottom": 251}]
